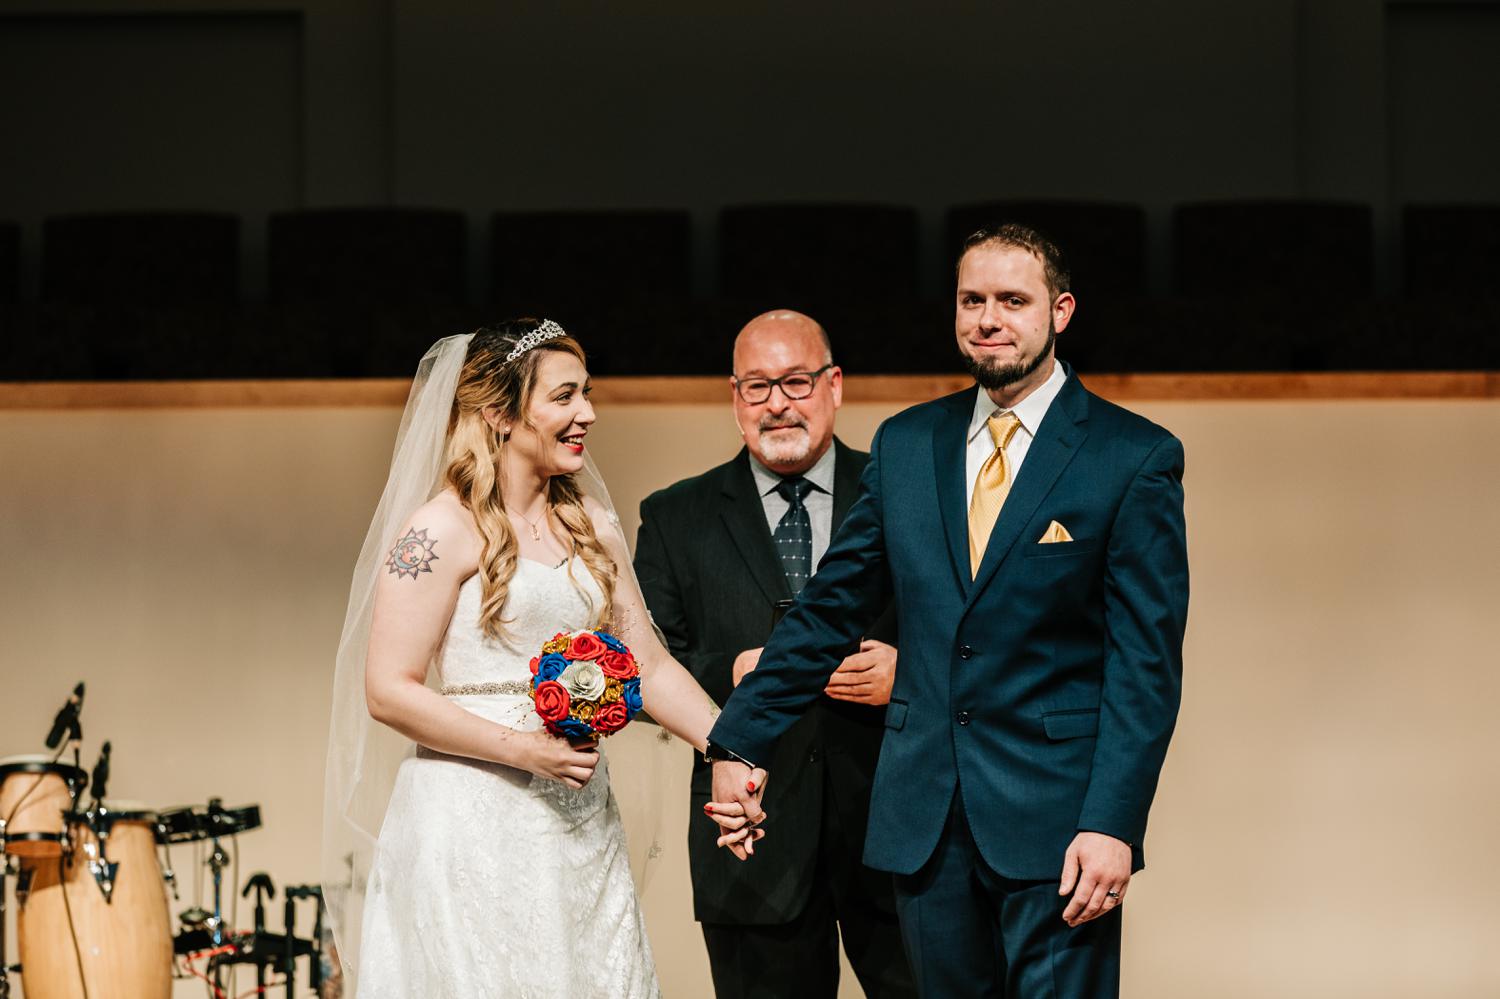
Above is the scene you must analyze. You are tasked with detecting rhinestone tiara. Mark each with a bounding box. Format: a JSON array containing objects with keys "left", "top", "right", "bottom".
[{"left": 504, "top": 319, "right": 568, "bottom": 363}]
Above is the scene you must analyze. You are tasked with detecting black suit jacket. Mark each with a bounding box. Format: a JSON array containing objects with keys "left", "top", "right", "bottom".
[{"left": 635, "top": 439, "right": 894, "bottom": 924}]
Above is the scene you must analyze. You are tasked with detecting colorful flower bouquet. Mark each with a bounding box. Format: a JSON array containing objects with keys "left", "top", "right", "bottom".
[{"left": 528, "top": 629, "right": 643, "bottom": 739}]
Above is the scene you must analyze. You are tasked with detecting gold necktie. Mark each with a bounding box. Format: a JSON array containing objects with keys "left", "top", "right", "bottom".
[{"left": 968, "top": 411, "right": 1022, "bottom": 577}]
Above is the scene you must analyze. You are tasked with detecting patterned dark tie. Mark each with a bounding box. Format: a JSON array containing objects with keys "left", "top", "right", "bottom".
[{"left": 772, "top": 476, "right": 815, "bottom": 595}]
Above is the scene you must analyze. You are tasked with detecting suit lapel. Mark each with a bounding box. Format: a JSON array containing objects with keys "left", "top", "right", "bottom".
[
  {"left": 966, "top": 374, "right": 1090, "bottom": 608},
  {"left": 719, "top": 449, "right": 791, "bottom": 605},
  {"left": 932, "top": 390, "right": 977, "bottom": 597},
  {"left": 830, "top": 437, "right": 860, "bottom": 532}
]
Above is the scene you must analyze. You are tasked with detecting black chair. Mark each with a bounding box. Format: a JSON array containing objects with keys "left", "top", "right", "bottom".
[
  {"left": 0, "top": 221, "right": 18, "bottom": 304},
  {"left": 1172, "top": 200, "right": 1374, "bottom": 299},
  {"left": 944, "top": 201, "right": 1147, "bottom": 307},
  {"left": 265, "top": 208, "right": 470, "bottom": 376},
  {"left": 41, "top": 212, "right": 239, "bottom": 307},
  {"left": 718, "top": 203, "right": 919, "bottom": 306},
  {"left": 1403, "top": 204, "right": 1500, "bottom": 299},
  {"left": 489, "top": 210, "right": 695, "bottom": 374},
  {"left": 715, "top": 204, "right": 921, "bottom": 374},
  {"left": 268, "top": 208, "right": 467, "bottom": 307},
  {"left": 490, "top": 210, "right": 692, "bottom": 310}
]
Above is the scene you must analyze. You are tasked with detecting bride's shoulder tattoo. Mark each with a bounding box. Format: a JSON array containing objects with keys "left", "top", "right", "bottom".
[{"left": 386, "top": 527, "right": 439, "bottom": 580}]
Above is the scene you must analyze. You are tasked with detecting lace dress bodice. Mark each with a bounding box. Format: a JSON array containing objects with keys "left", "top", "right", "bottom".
[{"left": 435, "top": 558, "right": 604, "bottom": 690}]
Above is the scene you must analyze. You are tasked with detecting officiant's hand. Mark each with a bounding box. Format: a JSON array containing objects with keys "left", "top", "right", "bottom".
[
  {"left": 731, "top": 647, "right": 763, "bottom": 687},
  {"left": 1059, "top": 831, "right": 1132, "bottom": 927},
  {"left": 823, "top": 640, "right": 896, "bottom": 705},
  {"left": 709, "top": 760, "right": 769, "bottom": 861}
]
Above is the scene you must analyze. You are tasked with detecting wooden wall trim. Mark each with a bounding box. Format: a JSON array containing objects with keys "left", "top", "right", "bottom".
[{"left": 2, "top": 372, "right": 1496, "bottom": 410}]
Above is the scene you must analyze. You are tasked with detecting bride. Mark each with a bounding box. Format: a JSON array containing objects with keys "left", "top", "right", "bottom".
[{"left": 323, "top": 320, "right": 764, "bottom": 997}]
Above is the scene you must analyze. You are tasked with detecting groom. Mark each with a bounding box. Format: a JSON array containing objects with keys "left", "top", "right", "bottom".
[{"left": 703, "top": 224, "right": 1188, "bottom": 997}]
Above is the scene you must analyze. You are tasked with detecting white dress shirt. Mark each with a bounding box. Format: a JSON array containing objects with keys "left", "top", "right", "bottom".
[
  {"left": 748, "top": 443, "right": 837, "bottom": 568},
  {"left": 964, "top": 361, "right": 1069, "bottom": 507}
]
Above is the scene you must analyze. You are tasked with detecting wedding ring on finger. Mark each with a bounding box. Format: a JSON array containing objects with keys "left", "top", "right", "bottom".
[{"left": 1106, "top": 890, "right": 1121, "bottom": 900}]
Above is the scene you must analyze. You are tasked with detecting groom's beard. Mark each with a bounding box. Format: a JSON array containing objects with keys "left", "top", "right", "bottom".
[{"left": 960, "top": 323, "right": 1057, "bottom": 391}]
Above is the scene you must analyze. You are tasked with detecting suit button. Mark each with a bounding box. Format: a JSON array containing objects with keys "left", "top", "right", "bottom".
[
  {"left": 808, "top": 749, "right": 820, "bottom": 763},
  {"left": 959, "top": 645, "right": 974, "bottom": 660},
  {"left": 956, "top": 711, "right": 971, "bottom": 726}
]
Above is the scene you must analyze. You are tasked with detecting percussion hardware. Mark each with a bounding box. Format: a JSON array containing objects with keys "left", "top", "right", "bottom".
[
  {"left": 80, "top": 803, "right": 150, "bottom": 904},
  {"left": 44, "top": 682, "right": 85, "bottom": 751},
  {"left": 81, "top": 830, "right": 119, "bottom": 903},
  {"left": 156, "top": 802, "right": 262, "bottom": 844},
  {"left": 0, "top": 849, "right": 10, "bottom": 999},
  {"left": 282, "top": 887, "right": 299, "bottom": 996},
  {"left": 88, "top": 741, "right": 111, "bottom": 806},
  {"left": 244, "top": 871, "right": 277, "bottom": 996},
  {"left": 243, "top": 872, "right": 275, "bottom": 932},
  {"left": 292, "top": 884, "right": 326, "bottom": 991},
  {"left": 13, "top": 862, "right": 32, "bottom": 906},
  {"left": 206, "top": 836, "right": 230, "bottom": 946},
  {"left": 157, "top": 821, "right": 179, "bottom": 900}
]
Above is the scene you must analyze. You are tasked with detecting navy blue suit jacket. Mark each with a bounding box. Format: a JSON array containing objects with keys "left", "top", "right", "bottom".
[{"left": 708, "top": 367, "right": 1188, "bottom": 879}]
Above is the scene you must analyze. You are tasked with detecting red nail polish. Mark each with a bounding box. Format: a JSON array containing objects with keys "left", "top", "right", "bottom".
[
  {"left": 703, "top": 804, "right": 714, "bottom": 813},
  {"left": 746, "top": 781, "right": 757, "bottom": 793}
]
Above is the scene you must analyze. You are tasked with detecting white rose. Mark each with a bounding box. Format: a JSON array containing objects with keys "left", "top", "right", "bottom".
[{"left": 557, "top": 660, "right": 606, "bottom": 702}]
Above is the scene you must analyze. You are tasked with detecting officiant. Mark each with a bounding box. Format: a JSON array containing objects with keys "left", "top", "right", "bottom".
[{"left": 634, "top": 310, "right": 916, "bottom": 998}]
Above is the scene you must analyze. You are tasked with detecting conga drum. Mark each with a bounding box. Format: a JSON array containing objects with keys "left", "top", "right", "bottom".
[
  {"left": 17, "top": 803, "right": 173, "bottom": 999},
  {"left": 0, "top": 755, "right": 86, "bottom": 856}
]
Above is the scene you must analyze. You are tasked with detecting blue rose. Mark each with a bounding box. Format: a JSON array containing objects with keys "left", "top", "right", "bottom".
[
  {"left": 621, "top": 677, "right": 643, "bottom": 716},
  {"left": 596, "top": 631, "right": 628, "bottom": 654},
  {"left": 555, "top": 717, "right": 595, "bottom": 739},
  {"left": 535, "top": 653, "right": 569, "bottom": 683}
]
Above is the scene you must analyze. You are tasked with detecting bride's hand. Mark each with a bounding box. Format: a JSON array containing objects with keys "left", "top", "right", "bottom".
[{"left": 517, "top": 731, "right": 600, "bottom": 789}]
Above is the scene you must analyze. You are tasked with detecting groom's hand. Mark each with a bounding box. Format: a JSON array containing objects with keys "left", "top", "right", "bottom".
[
  {"left": 1059, "top": 831, "right": 1132, "bottom": 927},
  {"left": 709, "top": 760, "right": 769, "bottom": 861}
]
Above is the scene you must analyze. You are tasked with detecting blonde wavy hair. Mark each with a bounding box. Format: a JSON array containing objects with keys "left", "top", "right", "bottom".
[{"left": 443, "top": 320, "right": 615, "bottom": 640}]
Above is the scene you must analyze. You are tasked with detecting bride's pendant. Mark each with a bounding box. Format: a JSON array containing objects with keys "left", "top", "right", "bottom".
[{"left": 529, "top": 523, "right": 541, "bottom": 541}]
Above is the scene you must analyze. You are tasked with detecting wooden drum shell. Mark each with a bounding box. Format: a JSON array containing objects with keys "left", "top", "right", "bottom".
[
  {"left": 0, "top": 757, "right": 85, "bottom": 857},
  {"left": 17, "top": 816, "right": 172, "bottom": 999}
]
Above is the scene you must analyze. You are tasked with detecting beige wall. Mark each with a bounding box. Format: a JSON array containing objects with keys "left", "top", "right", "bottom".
[{"left": 2, "top": 393, "right": 1498, "bottom": 997}]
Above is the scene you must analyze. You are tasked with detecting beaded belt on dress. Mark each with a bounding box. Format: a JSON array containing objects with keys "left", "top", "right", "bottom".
[{"left": 441, "top": 681, "right": 531, "bottom": 696}]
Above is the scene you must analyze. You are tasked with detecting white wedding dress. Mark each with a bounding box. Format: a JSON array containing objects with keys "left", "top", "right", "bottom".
[{"left": 357, "top": 559, "right": 660, "bottom": 998}]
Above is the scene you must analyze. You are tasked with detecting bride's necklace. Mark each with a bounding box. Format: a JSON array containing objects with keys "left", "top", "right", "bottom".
[{"left": 513, "top": 503, "right": 551, "bottom": 542}]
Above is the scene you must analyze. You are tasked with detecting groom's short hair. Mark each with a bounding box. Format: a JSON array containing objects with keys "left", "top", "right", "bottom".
[{"left": 957, "top": 223, "right": 1072, "bottom": 302}]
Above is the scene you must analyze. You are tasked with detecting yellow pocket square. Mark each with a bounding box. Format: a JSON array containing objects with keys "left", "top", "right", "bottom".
[{"left": 1038, "top": 520, "right": 1074, "bottom": 544}]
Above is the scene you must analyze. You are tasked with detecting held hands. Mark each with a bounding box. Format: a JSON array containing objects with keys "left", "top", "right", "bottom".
[
  {"left": 1059, "top": 831, "right": 1132, "bottom": 927},
  {"left": 519, "top": 731, "right": 600, "bottom": 790},
  {"left": 705, "top": 760, "right": 770, "bottom": 861},
  {"left": 823, "top": 639, "right": 897, "bottom": 705}
]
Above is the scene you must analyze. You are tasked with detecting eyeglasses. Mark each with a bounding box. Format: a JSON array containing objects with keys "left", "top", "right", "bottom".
[{"left": 732, "top": 364, "right": 835, "bottom": 405}]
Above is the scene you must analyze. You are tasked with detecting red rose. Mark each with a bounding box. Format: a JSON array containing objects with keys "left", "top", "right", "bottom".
[
  {"left": 529, "top": 656, "right": 541, "bottom": 676},
  {"left": 533, "top": 681, "right": 571, "bottom": 723},
  {"left": 592, "top": 701, "right": 628, "bottom": 735},
  {"left": 598, "top": 650, "right": 637, "bottom": 679},
  {"left": 566, "top": 632, "right": 607, "bottom": 661}
]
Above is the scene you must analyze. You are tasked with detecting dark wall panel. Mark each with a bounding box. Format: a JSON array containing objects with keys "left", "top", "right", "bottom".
[{"left": 0, "top": 12, "right": 303, "bottom": 302}]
